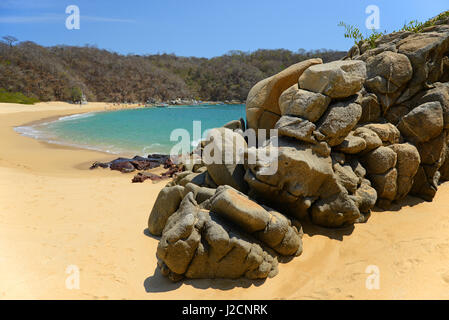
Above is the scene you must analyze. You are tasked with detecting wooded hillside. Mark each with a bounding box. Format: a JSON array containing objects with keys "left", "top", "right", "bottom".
[{"left": 0, "top": 41, "right": 345, "bottom": 103}]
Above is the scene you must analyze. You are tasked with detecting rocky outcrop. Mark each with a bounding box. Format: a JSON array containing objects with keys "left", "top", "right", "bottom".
[
  {"left": 148, "top": 170, "right": 304, "bottom": 281},
  {"left": 156, "top": 193, "right": 279, "bottom": 281},
  {"left": 242, "top": 19, "right": 449, "bottom": 225},
  {"left": 246, "top": 58, "right": 323, "bottom": 131},
  {"left": 147, "top": 15, "right": 449, "bottom": 282},
  {"left": 154, "top": 188, "right": 305, "bottom": 281}
]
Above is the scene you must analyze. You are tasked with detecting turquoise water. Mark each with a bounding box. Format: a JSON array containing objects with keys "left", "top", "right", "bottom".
[{"left": 16, "top": 104, "right": 246, "bottom": 155}]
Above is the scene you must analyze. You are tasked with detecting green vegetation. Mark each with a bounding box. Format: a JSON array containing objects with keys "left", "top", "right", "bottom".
[
  {"left": 70, "top": 87, "right": 83, "bottom": 103},
  {"left": 337, "top": 22, "right": 364, "bottom": 44},
  {"left": 0, "top": 88, "right": 39, "bottom": 104},
  {"left": 337, "top": 21, "right": 387, "bottom": 49},
  {"left": 338, "top": 10, "right": 449, "bottom": 49},
  {"left": 0, "top": 41, "right": 345, "bottom": 103}
]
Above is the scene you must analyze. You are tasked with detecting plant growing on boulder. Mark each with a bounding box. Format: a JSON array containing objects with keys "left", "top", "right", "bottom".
[
  {"left": 339, "top": 10, "right": 449, "bottom": 48},
  {"left": 338, "top": 21, "right": 385, "bottom": 48}
]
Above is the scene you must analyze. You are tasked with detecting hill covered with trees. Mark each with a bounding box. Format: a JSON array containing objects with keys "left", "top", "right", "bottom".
[{"left": 0, "top": 41, "right": 345, "bottom": 103}]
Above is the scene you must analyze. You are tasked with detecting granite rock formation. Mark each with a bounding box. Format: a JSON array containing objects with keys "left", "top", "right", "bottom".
[{"left": 147, "top": 16, "right": 449, "bottom": 281}]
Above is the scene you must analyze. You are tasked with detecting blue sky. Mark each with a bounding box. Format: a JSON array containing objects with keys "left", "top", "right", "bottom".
[{"left": 0, "top": 0, "right": 447, "bottom": 57}]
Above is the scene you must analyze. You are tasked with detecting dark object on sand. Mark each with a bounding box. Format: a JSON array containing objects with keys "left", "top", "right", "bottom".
[
  {"left": 132, "top": 172, "right": 169, "bottom": 183},
  {"left": 91, "top": 154, "right": 185, "bottom": 182},
  {"left": 90, "top": 154, "right": 171, "bottom": 173}
]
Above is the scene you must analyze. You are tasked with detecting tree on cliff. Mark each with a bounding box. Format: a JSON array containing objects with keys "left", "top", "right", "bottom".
[{"left": 1, "top": 36, "right": 18, "bottom": 47}]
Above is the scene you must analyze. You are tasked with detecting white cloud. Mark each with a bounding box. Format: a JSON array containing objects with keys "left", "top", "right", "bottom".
[
  {"left": 0, "top": 14, "right": 63, "bottom": 23},
  {"left": 81, "top": 16, "right": 136, "bottom": 23},
  {"left": 0, "top": 14, "right": 136, "bottom": 24},
  {"left": 0, "top": 0, "right": 55, "bottom": 9}
]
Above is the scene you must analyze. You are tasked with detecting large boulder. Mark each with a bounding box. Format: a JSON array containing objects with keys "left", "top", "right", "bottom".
[
  {"left": 405, "top": 82, "right": 449, "bottom": 129},
  {"left": 246, "top": 58, "right": 323, "bottom": 130},
  {"left": 203, "top": 128, "right": 249, "bottom": 193},
  {"left": 359, "top": 93, "right": 382, "bottom": 123},
  {"left": 245, "top": 137, "right": 365, "bottom": 227},
  {"left": 157, "top": 193, "right": 279, "bottom": 281},
  {"left": 298, "top": 60, "right": 367, "bottom": 98},
  {"left": 397, "top": 101, "right": 444, "bottom": 143},
  {"left": 148, "top": 185, "right": 185, "bottom": 236},
  {"left": 388, "top": 143, "right": 421, "bottom": 178},
  {"left": 316, "top": 100, "right": 362, "bottom": 146},
  {"left": 370, "top": 168, "right": 398, "bottom": 203},
  {"left": 366, "top": 51, "right": 413, "bottom": 94},
  {"left": 365, "top": 51, "right": 413, "bottom": 111},
  {"left": 361, "top": 146, "right": 397, "bottom": 175},
  {"left": 184, "top": 183, "right": 216, "bottom": 204},
  {"left": 353, "top": 179, "right": 378, "bottom": 214},
  {"left": 335, "top": 132, "right": 367, "bottom": 154},
  {"left": 363, "top": 123, "right": 401, "bottom": 145},
  {"left": 353, "top": 127, "right": 383, "bottom": 151},
  {"left": 387, "top": 143, "right": 421, "bottom": 200},
  {"left": 245, "top": 138, "right": 335, "bottom": 219},
  {"left": 333, "top": 162, "right": 359, "bottom": 194},
  {"left": 416, "top": 133, "right": 446, "bottom": 165},
  {"left": 210, "top": 186, "right": 303, "bottom": 256},
  {"left": 223, "top": 119, "right": 246, "bottom": 131},
  {"left": 310, "top": 183, "right": 362, "bottom": 227},
  {"left": 411, "top": 166, "right": 439, "bottom": 201},
  {"left": 396, "top": 27, "right": 449, "bottom": 103},
  {"left": 274, "top": 115, "right": 317, "bottom": 143},
  {"left": 279, "top": 84, "right": 331, "bottom": 122}
]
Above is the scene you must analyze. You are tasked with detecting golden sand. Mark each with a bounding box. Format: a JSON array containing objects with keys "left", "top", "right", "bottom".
[{"left": 1, "top": 101, "right": 449, "bottom": 299}]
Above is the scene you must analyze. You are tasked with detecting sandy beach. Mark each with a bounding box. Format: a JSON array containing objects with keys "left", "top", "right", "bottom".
[{"left": 1, "top": 101, "right": 449, "bottom": 300}]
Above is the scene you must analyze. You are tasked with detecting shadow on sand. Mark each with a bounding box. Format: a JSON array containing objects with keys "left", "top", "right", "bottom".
[
  {"left": 301, "top": 218, "right": 355, "bottom": 241},
  {"left": 143, "top": 267, "right": 267, "bottom": 293},
  {"left": 143, "top": 228, "right": 160, "bottom": 240},
  {"left": 142, "top": 227, "right": 267, "bottom": 293},
  {"left": 372, "top": 194, "right": 427, "bottom": 213}
]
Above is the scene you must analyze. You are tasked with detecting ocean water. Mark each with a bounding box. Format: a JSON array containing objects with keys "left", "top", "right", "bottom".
[{"left": 16, "top": 104, "right": 246, "bottom": 156}]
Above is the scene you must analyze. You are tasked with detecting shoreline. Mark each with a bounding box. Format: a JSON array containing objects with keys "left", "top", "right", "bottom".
[
  {"left": 9, "top": 102, "right": 154, "bottom": 160},
  {"left": 12, "top": 101, "right": 245, "bottom": 158},
  {"left": 1, "top": 101, "right": 449, "bottom": 299},
  {"left": 1, "top": 102, "right": 138, "bottom": 171}
]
